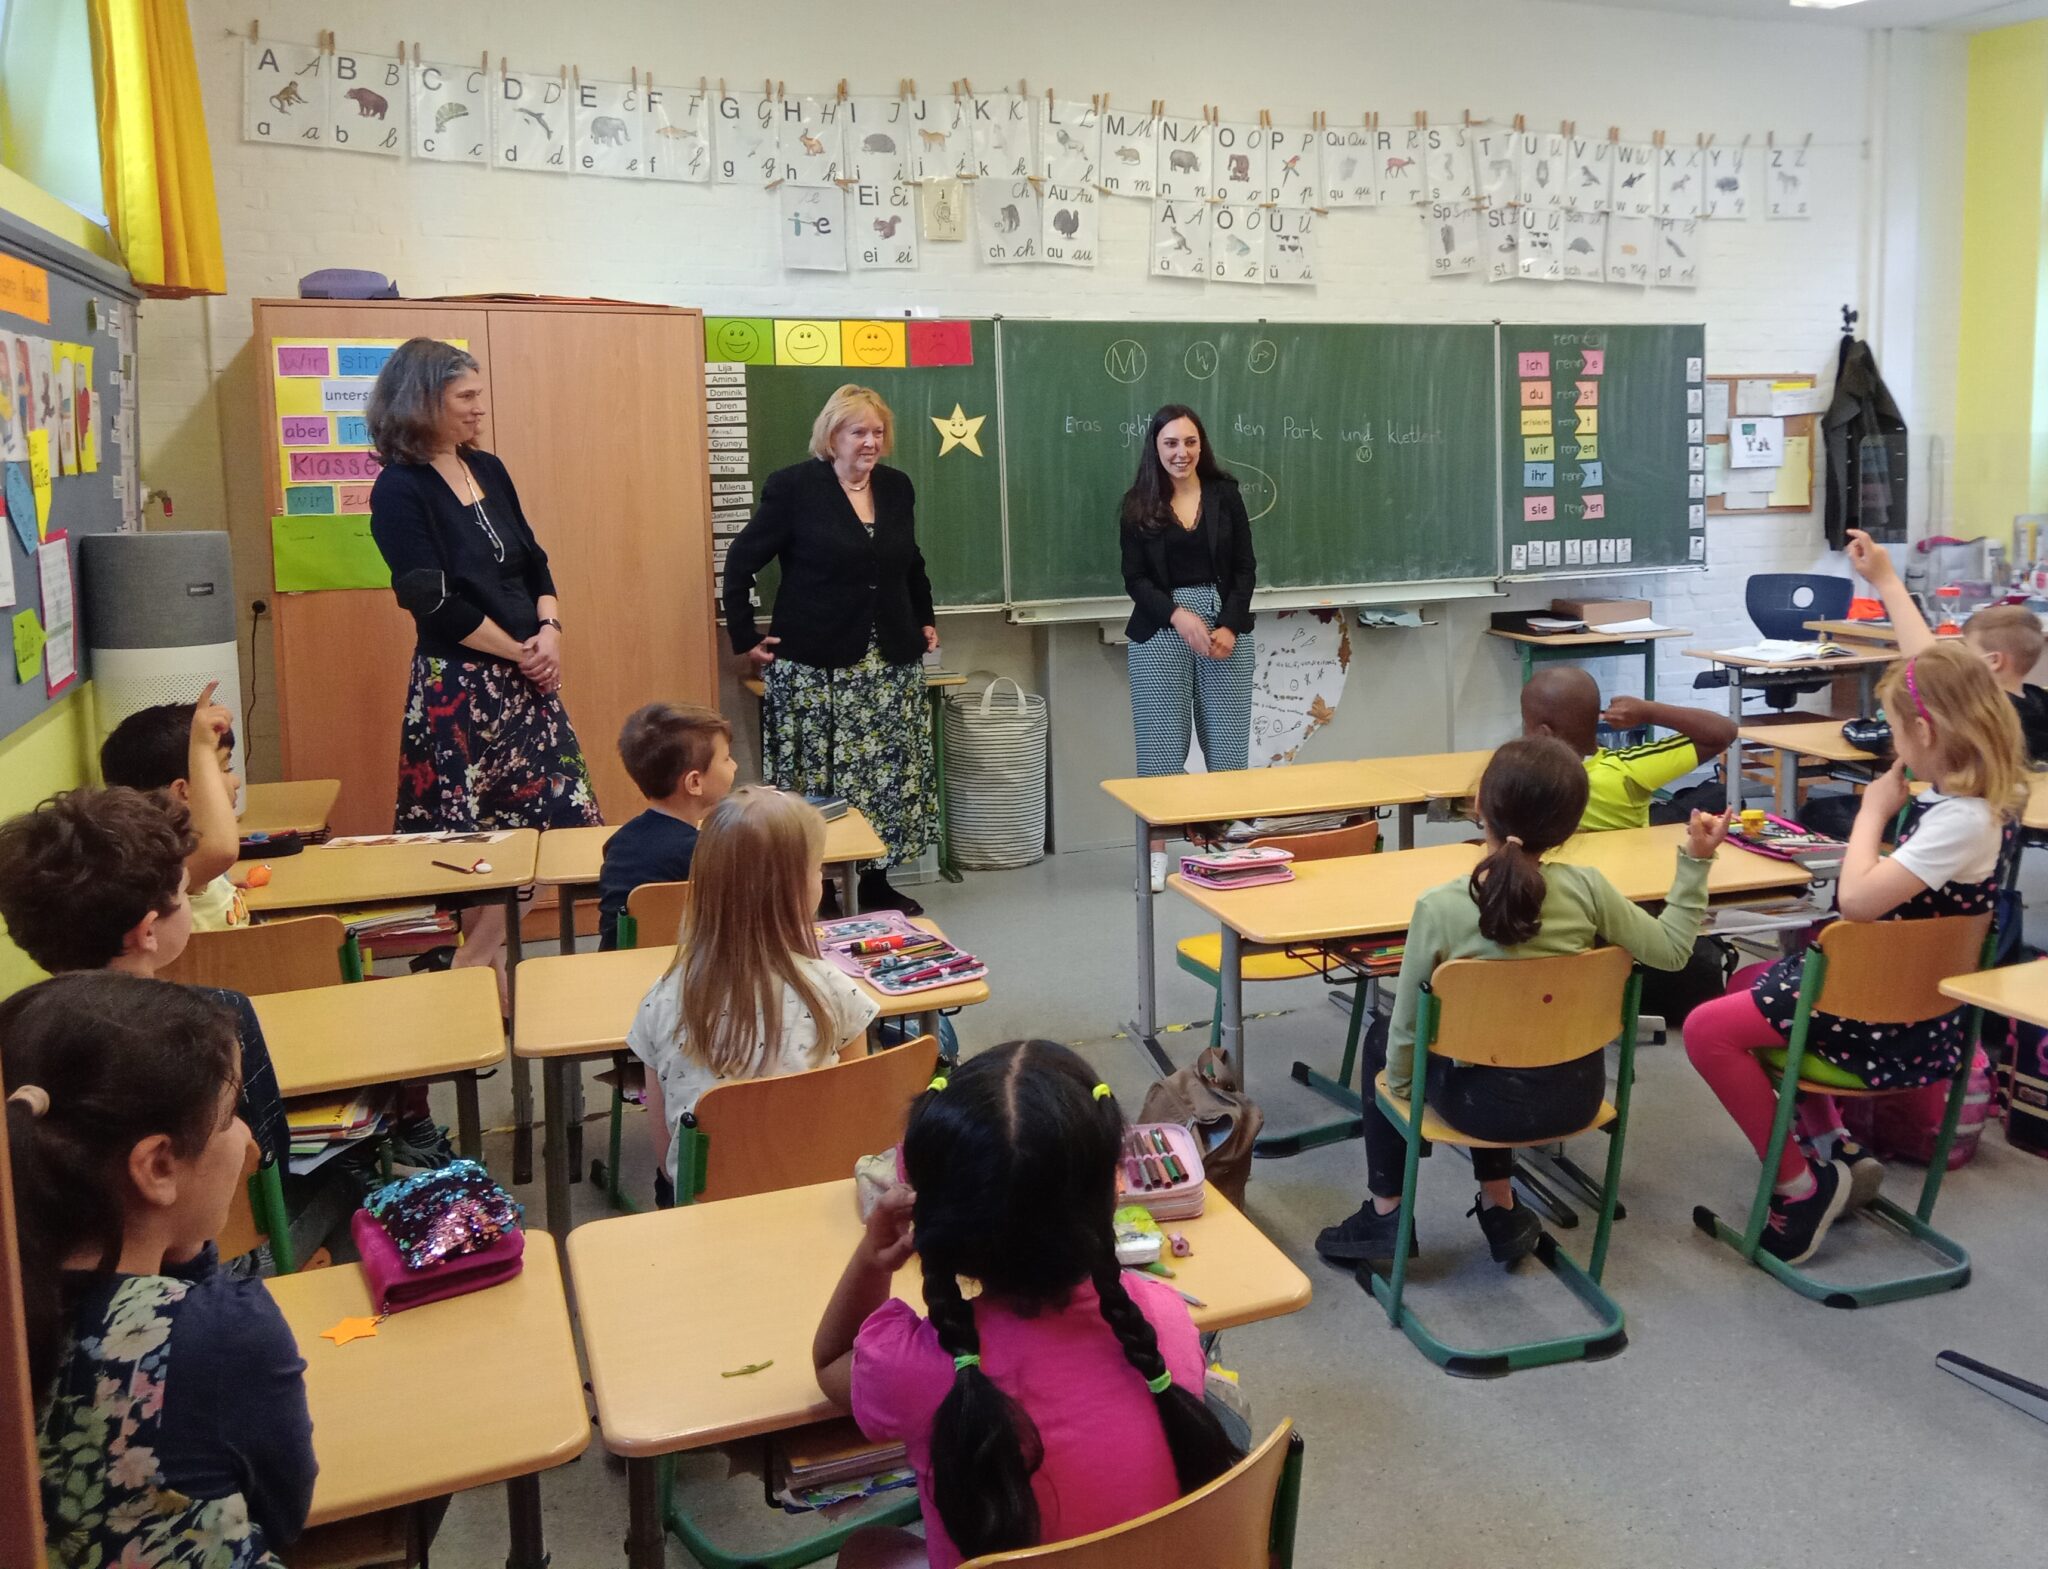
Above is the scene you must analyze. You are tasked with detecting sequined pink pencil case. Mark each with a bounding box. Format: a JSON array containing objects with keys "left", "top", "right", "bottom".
[{"left": 351, "top": 1208, "right": 524, "bottom": 1313}]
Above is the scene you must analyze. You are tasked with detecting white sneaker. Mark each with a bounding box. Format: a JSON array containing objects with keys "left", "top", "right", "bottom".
[{"left": 1151, "top": 851, "right": 1168, "bottom": 893}]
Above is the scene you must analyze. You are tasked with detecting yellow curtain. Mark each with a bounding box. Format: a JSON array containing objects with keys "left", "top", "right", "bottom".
[{"left": 87, "top": 0, "right": 224, "bottom": 298}]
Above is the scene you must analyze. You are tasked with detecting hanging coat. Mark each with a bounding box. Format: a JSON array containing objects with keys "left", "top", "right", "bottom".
[{"left": 1822, "top": 335, "right": 1909, "bottom": 548}]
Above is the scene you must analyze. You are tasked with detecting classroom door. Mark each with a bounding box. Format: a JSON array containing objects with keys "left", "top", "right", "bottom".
[{"left": 482, "top": 308, "right": 717, "bottom": 822}]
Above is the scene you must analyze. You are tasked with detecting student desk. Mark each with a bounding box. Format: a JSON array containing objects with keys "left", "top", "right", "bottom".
[
  {"left": 536, "top": 810, "right": 890, "bottom": 956},
  {"left": 1100, "top": 758, "right": 1447, "bottom": 1060},
  {"left": 743, "top": 670, "right": 969, "bottom": 881},
  {"left": 1940, "top": 958, "right": 2048, "bottom": 1023},
  {"left": 254, "top": 967, "right": 504, "bottom": 1161},
  {"left": 1683, "top": 647, "right": 1899, "bottom": 809},
  {"left": 1485, "top": 625, "right": 1693, "bottom": 697},
  {"left": 234, "top": 831, "right": 542, "bottom": 1180},
  {"left": 568, "top": 1178, "right": 1311, "bottom": 1569},
  {"left": 1801, "top": 620, "right": 1969, "bottom": 648},
  {"left": 269, "top": 1240, "right": 587, "bottom": 1569},
  {"left": 512, "top": 919, "right": 988, "bottom": 1243},
  {"left": 239, "top": 779, "right": 341, "bottom": 840},
  {"left": 1735, "top": 718, "right": 1881, "bottom": 814}
]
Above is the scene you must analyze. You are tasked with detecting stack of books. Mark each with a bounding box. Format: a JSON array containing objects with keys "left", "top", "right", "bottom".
[
  {"left": 334, "top": 903, "right": 458, "bottom": 947},
  {"left": 1332, "top": 937, "right": 1406, "bottom": 977},
  {"left": 768, "top": 1419, "right": 913, "bottom": 1515},
  {"left": 284, "top": 1089, "right": 391, "bottom": 1175}
]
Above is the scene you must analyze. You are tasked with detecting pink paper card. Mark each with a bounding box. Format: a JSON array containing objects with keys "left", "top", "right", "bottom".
[
  {"left": 1524, "top": 495, "right": 1556, "bottom": 523},
  {"left": 1576, "top": 380, "right": 1600, "bottom": 405},
  {"left": 281, "top": 416, "right": 331, "bottom": 446},
  {"left": 337, "top": 482, "right": 374, "bottom": 511},
  {"left": 1583, "top": 493, "right": 1606, "bottom": 520},
  {"left": 1517, "top": 352, "right": 1550, "bottom": 377},
  {"left": 289, "top": 449, "right": 381, "bottom": 483},
  {"left": 1581, "top": 349, "right": 1605, "bottom": 375},
  {"left": 277, "top": 345, "right": 332, "bottom": 377},
  {"left": 1521, "top": 381, "right": 1552, "bottom": 407}
]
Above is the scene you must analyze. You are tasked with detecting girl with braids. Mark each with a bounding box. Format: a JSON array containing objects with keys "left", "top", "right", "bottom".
[
  {"left": 5, "top": 972, "right": 315, "bottom": 1567},
  {"left": 813, "top": 1039, "right": 1241, "bottom": 1568},
  {"left": 1316, "top": 737, "right": 1728, "bottom": 1272}
]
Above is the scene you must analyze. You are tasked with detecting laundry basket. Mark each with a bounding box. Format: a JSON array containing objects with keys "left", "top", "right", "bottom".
[{"left": 943, "top": 676, "right": 1048, "bottom": 869}]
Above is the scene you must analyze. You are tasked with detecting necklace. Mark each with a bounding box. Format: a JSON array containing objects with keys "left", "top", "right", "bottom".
[
  {"left": 445, "top": 456, "right": 505, "bottom": 563},
  {"left": 842, "top": 473, "right": 871, "bottom": 493}
]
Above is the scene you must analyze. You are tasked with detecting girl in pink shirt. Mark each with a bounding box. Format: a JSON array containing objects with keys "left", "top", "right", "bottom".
[{"left": 813, "top": 1040, "right": 1242, "bottom": 1568}]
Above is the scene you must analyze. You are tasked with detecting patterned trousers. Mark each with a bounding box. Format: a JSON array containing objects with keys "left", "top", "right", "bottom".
[{"left": 1127, "top": 584, "right": 1255, "bottom": 777}]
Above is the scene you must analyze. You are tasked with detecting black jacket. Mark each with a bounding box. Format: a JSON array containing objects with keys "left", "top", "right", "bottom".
[
  {"left": 1120, "top": 478, "right": 1257, "bottom": 643},
  {"left": 1822, "top": 337, "right": 1908, "bottom": 548},
  {"left": 723, "top": 460, "right": 935, "bottom": 669},
  {"left": 369, "top": 449, "right": 556, "bottom": 664}
]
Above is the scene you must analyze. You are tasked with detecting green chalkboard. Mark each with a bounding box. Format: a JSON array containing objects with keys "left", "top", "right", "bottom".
[
  {"left": 1498, "top": 323, "right": 1705, "bottom": 577},
  {"left": 735, "top": 321, "right": 1003, "bottom": 606},
  {"left": 998, "top": 321, "right": 1498, "bottom": 605}
]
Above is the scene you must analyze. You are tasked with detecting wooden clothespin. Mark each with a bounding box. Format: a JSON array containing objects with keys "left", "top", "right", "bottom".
[
  {"left": 1017, "top": 78, "right": 1027, "bottom": 98},
  {"left": 631, "top": 67, "right": 640, "bottom": 93},
  {"left": 1767, "top": 130, "right": 1775, "bottom": 148},
  {"left": 1046, "top": 86, "right": 1055, "bottom": 108},
  {"left": 1259, "top": 108, "right": 1271, "bottom": 130},
  {"left": 499, "top": 55, "right": 508, "bottom": 81},
  {"left": 1463, "top": 109, "right": 1473, "bottom": 128},
  {"left": 1414, "top": 110, "right": 1427, "bottom": 128},
  {"left": 1561, "top": 119, "right": 1575, "bottom": 138},
  {"left": 962, "top": 77, "right": 974, "bottom": 98},
  {"left": 837, "top": 78, "right": 848, "bottom": 102},
  {"left": 1653, "top": 129, "right": 1665, "bottom": 148},
  {"left": 249, "top": 18, "right": 258, "bottom": 41},
  {"left": 1607, "top": 125, "right": 1620, "bottom": 143},
  {"left": 1699, "top": 131, "right": 1713, "bottom": 149}
]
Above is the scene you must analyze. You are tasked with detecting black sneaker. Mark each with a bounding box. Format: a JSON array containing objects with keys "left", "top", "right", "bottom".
[
  {"left": 1831, "top": 1137, "right": 1884, "bottom": 1210},
  {"left": 1760, "top": 1159, "right": 1851, "bottom": 1265},
  {"left": 1469, "top": 1195, "right": 1542, "bottom": 1265},
  {"left": 1314, "top": 1203, "right": 1416, "bottom": 1267}
]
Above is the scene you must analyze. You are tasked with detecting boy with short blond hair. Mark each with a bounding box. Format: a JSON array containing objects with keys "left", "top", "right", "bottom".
[{"left": 1963, "top": 604, "right": 2048, "bottom": 762}]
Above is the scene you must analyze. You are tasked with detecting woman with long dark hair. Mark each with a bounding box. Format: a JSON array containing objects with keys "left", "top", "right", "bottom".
[{"left": 1118, "top": 405, "right": 1258, "bottom": 889}]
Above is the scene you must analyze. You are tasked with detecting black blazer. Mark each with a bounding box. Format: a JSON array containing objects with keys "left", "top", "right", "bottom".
[
  {"left": 1120, "top": 477, "right": 1257, "bottom": 644},
  {"left": 723, "top": 459, "right": 935, "bottom": 669}
]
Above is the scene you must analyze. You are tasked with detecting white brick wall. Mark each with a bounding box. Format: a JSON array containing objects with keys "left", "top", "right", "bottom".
[{"left": 142, "top": 0, "right": 1966, "bottom": 778}]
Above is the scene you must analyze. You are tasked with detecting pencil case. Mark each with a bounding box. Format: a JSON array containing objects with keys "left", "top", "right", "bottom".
[
  {"left": 1119, "top": 1122, "right": 1206, "bottom": 1221},
  {"left": 1729, "top": 812, "right": 1845, "bottom": 864},
  {"left": 351, "top": 1208, "right": 524, "bottom": 1313}
]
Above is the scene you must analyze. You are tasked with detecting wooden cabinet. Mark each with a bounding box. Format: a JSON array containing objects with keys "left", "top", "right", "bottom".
[{"left": 254, "top": 300, "right": 716, "bottom": 835}]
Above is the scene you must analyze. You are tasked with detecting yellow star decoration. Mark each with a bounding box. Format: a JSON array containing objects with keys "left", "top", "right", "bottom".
[
  {"left": 931, "top": 404, "right": 987, "bottom": 458},
  {"left": 321, "top": 1315, "right": 383, "bottom": 1347}
]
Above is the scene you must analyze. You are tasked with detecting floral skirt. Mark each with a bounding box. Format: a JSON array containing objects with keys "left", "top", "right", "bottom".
[
  {"left": 396, "top": 655, "right": 603, "bottom": 833},
  {"left": 763, "top": 639, "right": 934, "bottom": 868}
]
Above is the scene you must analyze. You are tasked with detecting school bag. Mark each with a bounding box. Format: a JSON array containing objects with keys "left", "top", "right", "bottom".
[
  {"left": 1840, "top": 1045, "right": 1995, "bottom": 1170},
  {"left": 1138, "top": 1046, "right": 1263, "bottom": 1207}
]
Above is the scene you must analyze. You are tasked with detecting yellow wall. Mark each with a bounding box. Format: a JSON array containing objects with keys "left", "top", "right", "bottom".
[
  {"left": 1954, "top": 19, "right": 2048, "bottom": 545},
  {"left": 0, "top": 692, "right": 96, "bottom": 997}
]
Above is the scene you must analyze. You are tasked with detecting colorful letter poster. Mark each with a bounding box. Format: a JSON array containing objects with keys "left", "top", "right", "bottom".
[{"left": 271, "top": 337, "right": 468, "bottom": 511}]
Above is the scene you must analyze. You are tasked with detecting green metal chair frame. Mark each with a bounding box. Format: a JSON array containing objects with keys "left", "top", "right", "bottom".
[
  {"left": 1691, "top": 915, "right": 1997, "bottom": 1309},
  {"left": 1364, "top": 950, "right": 1642, "bottom": 1378}
]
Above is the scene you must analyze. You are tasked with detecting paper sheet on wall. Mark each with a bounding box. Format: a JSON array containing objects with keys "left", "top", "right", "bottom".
[
  {"left": 37, "top": 531, "right": 74, "bottom": 693},
  {"left": 1734, "top": 379, "right": 1774, "bottom": 417},
  {"left": 12, "top": 609, "right": 41, "bottom": 681},
  {"left": 271, "top": 338, "right": 464, "bottom": 500},
  {"left": 1730, "top": 416, "right": 1785, "bottom": 468},
  {"left": 270, "top": 515, "right": 392, "bottom": 591},
  {"left": 0, "top": 517, "right": 12, "bottom": 606},
  {"left": 1705, "top": 442, "right": 1730, "bottom": 497},
  {"left": 1703, "top": 380, "right": 1731, "bottom": 438},
  {"left": 1770, "top": 384, "right": 1824, "bottom": 417},
  {"left": 26, "top": 429, "right": 50, "bottom": 537},
  {"left": 1768, "top": 435, "right": 1812, "bottom": 507}
]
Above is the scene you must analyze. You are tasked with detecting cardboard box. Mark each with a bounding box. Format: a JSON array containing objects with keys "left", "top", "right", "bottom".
[{"left": 1551, "top": 597, "right": 1651, "bottom": 627}]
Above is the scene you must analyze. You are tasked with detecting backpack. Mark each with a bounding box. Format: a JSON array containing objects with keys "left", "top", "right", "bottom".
[
  {"left": 1138, "top": 1047, "right": 1264, "bottom": 1208},
  {"left": 1841, "top": 1046, "right": 1995, "bottom": 1170}
]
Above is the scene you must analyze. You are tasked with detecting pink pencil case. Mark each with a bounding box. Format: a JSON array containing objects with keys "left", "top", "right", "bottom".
[
  {"left": 1729, "top": 813, "right": 1844, "bottom": 863},
  {"left": 1180, "top": 846, "right": 1296, "bottom": 889},
  {"left": 351, "top": 1208, "right": 525, "bottom": 1314},
  {"left": 1119, "top": 1122, "right": 1206, "bottom": 1221}
]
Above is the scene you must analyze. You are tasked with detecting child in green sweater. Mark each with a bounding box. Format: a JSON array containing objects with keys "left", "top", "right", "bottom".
[{"left": 1316, "top": 737, "right": 1729, "bottom": 1269}]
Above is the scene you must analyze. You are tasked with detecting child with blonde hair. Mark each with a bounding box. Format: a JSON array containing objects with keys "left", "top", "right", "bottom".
[
  {"left": 1684, "top": 624, "right": 2026, "bottom": 1265},
  {"left": 626, "top": 786, "right": 877, "bottom": 1201}
]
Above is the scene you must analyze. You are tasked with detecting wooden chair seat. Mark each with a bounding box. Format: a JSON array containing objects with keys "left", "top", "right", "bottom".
[{"left": 1374, "top": 1071, "right": 1615, "bottom": 1148}]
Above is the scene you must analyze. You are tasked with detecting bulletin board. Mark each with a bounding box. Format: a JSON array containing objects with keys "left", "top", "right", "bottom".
[
  {"left": 0, "top": 208, "right": 140, "bottom": 747},
  {"left": 1705, "top": 372, "right": 1816, "bottom": 515}
]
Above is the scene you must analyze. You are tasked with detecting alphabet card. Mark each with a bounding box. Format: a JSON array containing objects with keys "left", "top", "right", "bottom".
[
  {"left": 1425, "top": 125, "right": 1474, "bottom": 204},
  {"left": 1518, "top": 131, "right": 1568, "bottom": 210},
  {"left": 244, "top": 38, "right": 327, "bottom": 146},
  {"left": 1209, "top": 122, "right": 1270, "bottom": 206},
  {"left": 1518, "top": 207, "right": 1564, "bottom": 280},
  {"left": 1098, "top": 109, "right": 1158, "bottom": 197},
  {"left": 409, "top": 57, "right": 486, "bottom": 163},
  {"left": 494, "top": 70, "right": 569, "bottom": 172},
  {"left": 1041, "top": 184, "right": 1098, "bottom": 268},
  {"left": 913, "top": 95, "right": 974, "bottom": 182},
  {"left": 1654, "top": 218, "right": 1699, "bottom": 287},
  {"left": 330, "top": 49, "right": 404, "bottom": 155},
  {"left": 1700, "top": 146, "right": 1751, "bottom": 219},
  {"left": 778, "top": 185, "right": 847, "bottom": 270},
  {"left": 1423, "top": 202, "right": 1480, "bottom": 278},
  {"left": 1563, "top": 136, "right": 1611, "bottom": 212},
  {"left": 1767, "top": 143, "right": 1810, "bottom": 218},
  {"left": 1483, "top": 205, "right": 1518, "bottom": 283},
  {"left": 849, "top": 183, "right": 919, "bottom": 270},
  {"left": 1558, "top": 210, "right": 1605, "bottom": 281},
  {"left": 648, "top": 86, "right": 712, "bottom": 182},
  {"left": 573, "top": 79, "right": 644, "bottom": 177},
  {"left": 971, "top": 92, "right": 1034, "bottom": 179},
  {"left": 1320, "top": 125, "right": 1377, "bottom": 207},
  {"left": 775, "top": 95, "right": 844, "bottom": 186},
  {"left": 714, "top": 91, "right": 776, "bottom": 184},
  {"left": 1611, "top": 142, "right": 1657, "bottom": 218},
  {"left": 1209, "top": 205, "right": 1266, "bottom": 283},
  {"left": 1656, "top": 144, "right": 1702, "bottom": 219},
  {"left": 1268, "top": 127, "right": 1319, "bottom": 208},
  {"left": 1039, "top": 99, "right": 1101, "bottom": 185},
  {"left": 1155, "top": 117, "right": 1213, "bottom": 201},
  {"left": 1470, "top": 123, "right": 1518, "bottom": 211},
  {"left": 975, "top": 179, "right": 1041, "bottom": 264},
  {"left": 1382, "top": 128, "right": 1429, "bottom": 205},
  {"left": 1151, "top": 199, "right": 1208, "bottom": 278},
  {"left": 1266, "top": 209, "right": 1316, "bottom": 285},
  {"left": 1605, "top": 213, "right": 1653, "bottom": 285},
  {"left": 849, "top": 96, "right": 910, "bottom": 184}
]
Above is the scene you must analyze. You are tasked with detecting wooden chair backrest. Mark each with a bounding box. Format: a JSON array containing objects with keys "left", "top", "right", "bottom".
[
  {"left": 1425, "top": 947, "right": 1635, "bottom": 1070},
  {"left": 960, "top": 1419, "right": 1295, "bottom": 1568},
  {"left": 691, "top": 1034, "right": 940, "bottom": 1203},
  {"left": 1814, "top": 914, "right": 1995, "bottom": 1025},
  {"left": 625, "top": 881, "right": 692, "bottom": 949},
  {"left": 160, "top": 914, "right": 351, "bottom": 995},
  {"left": 213, "top": 1140, "right": 268, "bottom": 1262},
  {"left": 1250, "top": 819, "right": 1378, "bottom": 861},
  {"left": 0, "top": 1062, "right": 46, "bottom": 1568}
]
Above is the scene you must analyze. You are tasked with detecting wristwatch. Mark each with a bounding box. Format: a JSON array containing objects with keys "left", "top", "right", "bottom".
[{"left": 539, "top": 617, "right": 563, "bottom": 632}]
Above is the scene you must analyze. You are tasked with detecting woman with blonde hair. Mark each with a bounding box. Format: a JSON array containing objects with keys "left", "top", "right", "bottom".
[
  {"left": 723, "top": 385, "right": 938, "bottom": 913},
  {"left": 625, "top": 785, "right": 879, "bottom": 1203}
]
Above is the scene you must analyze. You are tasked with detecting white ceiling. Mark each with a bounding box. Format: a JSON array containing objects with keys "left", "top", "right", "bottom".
[{"left": 1566, "top": 0, "right": 2048, "bottom": 28}]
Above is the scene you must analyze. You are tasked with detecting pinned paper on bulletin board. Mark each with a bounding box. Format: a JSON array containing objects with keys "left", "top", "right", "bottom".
[
  {"left": 270, "top": 514, "right": 392, "bottom": 592},
  {"left": 4, "top": 459, "right": 32, "bottom": 553},
  {"left": 37, "top": 531, "right": 74, "bottom": 695},
  {"left": 270, "top": 338, "right": 467, "bottom": 499},
  {"left": 0, "top": 256, "right": 50, "bottom": 325},
  {"left": 26, "top": 428, "right": 50, "bottom": 538},
  {"left": 1704, "top": 373, "right": 1815, "bottom": 515},
  {"left": 12, "top": 609, "right": 43, "bottom": 683}
]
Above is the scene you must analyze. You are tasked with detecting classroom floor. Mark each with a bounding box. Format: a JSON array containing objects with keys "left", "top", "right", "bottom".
[{"left": 420, "top": 832, "right": 2048, "bottom": 1568}]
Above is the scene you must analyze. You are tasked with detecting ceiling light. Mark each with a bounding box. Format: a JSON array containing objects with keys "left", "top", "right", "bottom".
[{"left": 1789, "top": 0, "right": 1869, "bottom": 8}]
